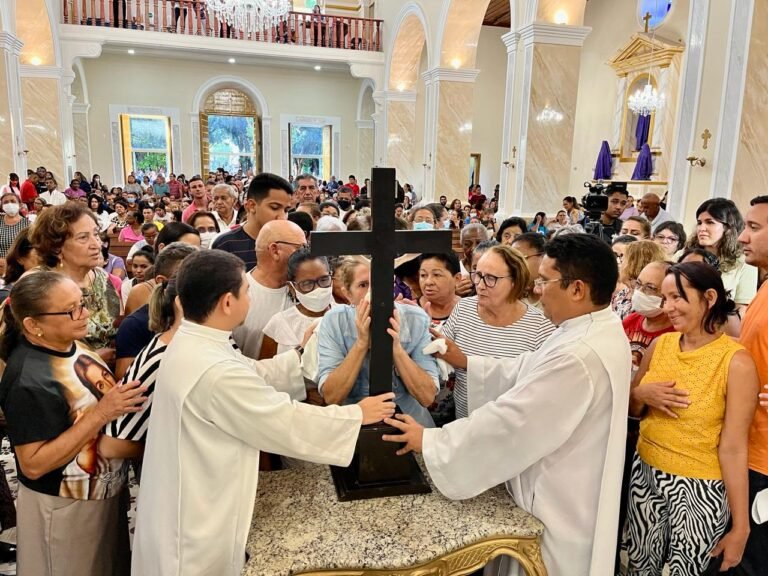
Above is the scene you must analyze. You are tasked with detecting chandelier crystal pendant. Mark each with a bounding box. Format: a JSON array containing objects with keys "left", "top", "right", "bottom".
[
  {"left": 628, "top": 81, "right": 665, "bottom": 117},
  {"left": 206, "top": 0, "right": 292, "bottom": 38}
]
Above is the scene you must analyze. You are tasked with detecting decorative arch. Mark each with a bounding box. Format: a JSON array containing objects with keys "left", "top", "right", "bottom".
[
  {"left": 192, "top": 75, "right": 269, "bottom": 117},
  {"left": 356, "top": 79, "right": 375, "bottom": 122},
  {"left": 191, "top": 76, "right": 271, "bottom": 174},
  {"left": 385, "top": 3, "right": 430, "bottom": 91},
  {"left": 434, "top": 0, "right": 503, "bottom": 69}
]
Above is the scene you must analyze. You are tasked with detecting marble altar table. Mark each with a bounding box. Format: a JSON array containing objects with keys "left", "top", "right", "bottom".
[{"left": 243, "top": 463, "right": 547, "bottom": 576}]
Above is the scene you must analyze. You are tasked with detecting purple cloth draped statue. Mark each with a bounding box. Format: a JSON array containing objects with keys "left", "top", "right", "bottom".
[
  {"left": 632, "top": 143, "right": 653, "bottom": 181},
  {"left": 594, "top": 140, "right": 613, "bottom": 180},
  {"left": 635, "top": 114, "right": 651, "bottom": 151}
]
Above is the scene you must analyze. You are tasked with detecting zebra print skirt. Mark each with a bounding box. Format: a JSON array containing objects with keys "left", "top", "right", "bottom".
[{"left": 626, "top": 453, "right": 729, "bottom": 575}]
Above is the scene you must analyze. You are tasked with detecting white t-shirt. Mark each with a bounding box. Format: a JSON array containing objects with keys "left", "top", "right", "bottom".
[
  {"left": 39, "top": 189, "right": 68, "bottom": 206},
  {"left": 232, "top": 273, "right": 293, "bottom": 360},
  {"left": 721, "top": 256, "right": 759, "bottom": 306},
  {"left": 262, "top": 306, "right": 318, "bottom": 354}
]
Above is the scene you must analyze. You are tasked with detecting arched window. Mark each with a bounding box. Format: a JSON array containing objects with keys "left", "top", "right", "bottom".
[
  {"left": 638, "top": 0, "right": 672, "bottom": 30},
  {"left": 200, "top": 88, "right": 261, "bottom": 174}
]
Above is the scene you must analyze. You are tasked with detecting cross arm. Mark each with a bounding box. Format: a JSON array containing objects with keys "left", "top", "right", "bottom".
[{"left": 394, "top": 230, "right": 454, "bottom": 255}]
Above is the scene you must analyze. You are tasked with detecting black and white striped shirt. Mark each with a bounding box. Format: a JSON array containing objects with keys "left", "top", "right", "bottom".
[
  {"left": 442, "top": 296, "right": 556, "bottom": 419},
  {"left": 106, "top": 334, "right": 166, "bottom": 442}
]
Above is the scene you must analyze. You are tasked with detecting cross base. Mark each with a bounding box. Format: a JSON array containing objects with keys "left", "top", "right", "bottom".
[{"left": 330, "top": 422, "right": 431, "bottom": 501}]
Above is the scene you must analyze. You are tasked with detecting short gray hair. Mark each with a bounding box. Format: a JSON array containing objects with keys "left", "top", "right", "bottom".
[
  {"left": 212, "top": 183, "right": 238, "bottom": 200},
  {"left": 316, "top": 215, "right": 347, "bottom": 232},
  {"left": 295, "top": 173, "right": 317, "bottom": 188},
  {"left": 461, "top": 222, "right": 488, "bottom": 242}
]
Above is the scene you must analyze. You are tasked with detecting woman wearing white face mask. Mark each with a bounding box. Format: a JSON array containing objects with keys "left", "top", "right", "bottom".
[
  {"left": 0, "top": 193, "right": 30, "bottom": 271},
  {"left": 188, "top": 211, "right": 220, "bottom": 250},
  {"left": 260, "top": 249, "right": 333, "bottom": 360}
]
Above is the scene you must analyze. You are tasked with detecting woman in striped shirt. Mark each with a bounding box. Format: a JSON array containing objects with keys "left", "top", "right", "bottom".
[{"left": 442, "top": 244, "right": 555, "bottom": 419}]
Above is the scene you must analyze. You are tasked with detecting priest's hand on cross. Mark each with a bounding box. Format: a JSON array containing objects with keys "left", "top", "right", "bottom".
[{"left": 382, "top": 414, "right": 424, "bottom": 455}]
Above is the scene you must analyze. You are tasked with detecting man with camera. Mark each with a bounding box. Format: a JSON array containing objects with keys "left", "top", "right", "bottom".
[{"left": 584, "top": 183, "right": 629, "bottom": 244}]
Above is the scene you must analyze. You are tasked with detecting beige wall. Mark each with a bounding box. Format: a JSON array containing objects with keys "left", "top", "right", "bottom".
[
  {"left": 22, "top": 77, "right": 64, "bottom": 179},
  {"left": 470, "top": 25, "right": 506, "bottom": 200},
  {"left": 570, "top": 0, "right": 689, "bottom": 195},
  {"left": 82, "top": 53, "right": 363, "bottom": 183}
]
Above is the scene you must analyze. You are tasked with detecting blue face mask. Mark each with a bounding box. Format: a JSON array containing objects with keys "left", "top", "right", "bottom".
[
  {"left": 443, "top": 219, "right": 452, "bottom": 229},
  {"left": 413, "top": 221, "right": 434, "bottom": 231},
  {"left": 126, "top": 197, "right": 136, "bottom": 204}
]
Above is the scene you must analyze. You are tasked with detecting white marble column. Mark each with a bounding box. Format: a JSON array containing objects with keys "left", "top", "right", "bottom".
[
  {"left": 385, "top": 89, "right": 418, "bottom": 192},
  {"left": 667, "top": 0, "right": 711, "bottom": 222},
  {"left": 356, "top": 119, "right": 374, "bottom": 177},
  {"left": 0, "top": 32, "right": 26, "bottom": 177},
  {"left": 513, "top": 23, "right": 591, "bottom": 215},
  {"left": 72, "top": 102, "right": 92, "bottom": 177},
  {"left": 60, "top": 70, "right": 78, "bottom": 180},
  {"left": 371, "top": 90, "right": 386, "bottom": 167},
  {"left": 421, "top": 67, "right": 480, "bottom": 203},
  {"left": 261, "top": 116, "right": 272, "bottom": 173},
  {"left": 497, "top": 31, "right": 520, "bottom": 219}
]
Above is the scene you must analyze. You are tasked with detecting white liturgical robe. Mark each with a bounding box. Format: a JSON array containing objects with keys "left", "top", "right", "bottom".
[
  {"left": 422, "top": 307, "right": 630, "bottom": 576},
  {"left": 132, "top": 320, "right": 363, "bottom": 576}
]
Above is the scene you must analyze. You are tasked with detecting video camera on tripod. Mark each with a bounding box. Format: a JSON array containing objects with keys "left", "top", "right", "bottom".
[{"left": 581, "top": 180, "right": 628, "bottom": 237}]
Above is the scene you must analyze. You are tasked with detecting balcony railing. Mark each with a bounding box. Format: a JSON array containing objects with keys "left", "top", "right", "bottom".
[{"left": 62, "top": 1, "right": 383, "bottom": 51}]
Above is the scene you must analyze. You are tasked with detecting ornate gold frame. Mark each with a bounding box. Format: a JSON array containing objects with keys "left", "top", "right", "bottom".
[
  {"left": 618, "top": 73, "right": 658, "bottom": 163},
  {"left": 199, "top": 88, "right": 262, "bottom": 175},
  {"left": 295, "top": 536, "right": 547, "bottom": 576}
]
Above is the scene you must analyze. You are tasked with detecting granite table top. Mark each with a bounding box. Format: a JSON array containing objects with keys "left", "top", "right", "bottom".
[{"left": 243, "top": 462, "right": 544, "bottom": 576}]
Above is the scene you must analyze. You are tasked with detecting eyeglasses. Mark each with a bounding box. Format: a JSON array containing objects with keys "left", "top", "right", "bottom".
[
  {"left": 274, "top": 241, "right": 308, "bottom": 252},
  {"left": 469, "top": 271, "right": 512, "bottom": 288},
  {"left": 533, "top": 277, "right": 567, "bottom": 288},
  {"left": 523, "top": 252, "right": 544, "bottom": 260},
  {"left": 33, "top": 301, "right": 88, "bottom": 321},
  {"left": 654, "top": 234, "right": 679, "bottom": 244},
  {"left": 632, "top": 279, "right": 662, "bottom": 297},
  {"left": 292, "top": 275, "right": 332, "bottom": 293}
]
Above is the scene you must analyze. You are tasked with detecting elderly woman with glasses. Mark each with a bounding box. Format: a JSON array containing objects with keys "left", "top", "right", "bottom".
[
  {"left": 317, "top": 256, "right": 440, "bottom": 427},
  {"left": 0, "top": 271, "right": 145, "bottom": 576},
  {"left": 29, "top": 203, "right": 123, "bottom": 366},
  {"left": 439, "top": 245, "right": 555, "bottom": 420}
]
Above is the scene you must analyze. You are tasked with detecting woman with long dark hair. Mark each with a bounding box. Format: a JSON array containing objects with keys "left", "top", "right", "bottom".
[{"left": 627, "top": 262, "right": 758, "bottom": 574}]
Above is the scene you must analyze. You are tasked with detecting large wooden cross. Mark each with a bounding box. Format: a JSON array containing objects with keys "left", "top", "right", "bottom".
[{"left": 310, "top": 167, "right": 452, "bottom": 395}]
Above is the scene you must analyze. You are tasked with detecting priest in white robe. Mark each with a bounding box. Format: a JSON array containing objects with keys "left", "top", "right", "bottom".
[
  {"left": 132, "top": 250, "right": 396, "bottom": 576},
  {"left": 384, "top": 234, "right": 631, "bottom": 576}
]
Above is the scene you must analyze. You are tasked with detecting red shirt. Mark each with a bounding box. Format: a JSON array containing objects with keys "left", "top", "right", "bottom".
[
  {"left": 347, "top": 183, "right": 360, "bottom": 197},
  {"left": 168, "top": 180, "right": 183, "bottom": 199},
  {"left": 20, "top": 179, "right": 38, "bottom": 205},
  {"left": 622, "top": 312, "right": 675, "bottom": 372}
]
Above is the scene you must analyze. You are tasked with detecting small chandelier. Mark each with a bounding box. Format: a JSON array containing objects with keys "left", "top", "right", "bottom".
[
  {"left": 206, "top": 0, "right": 292, "bottom": 38},
  {"left": 628, "top": 81, "right": 665, "bottom": 117}
]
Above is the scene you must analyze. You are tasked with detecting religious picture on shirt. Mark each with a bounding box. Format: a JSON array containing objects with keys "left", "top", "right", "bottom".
[
  {"left": 48, "top": 345, "right": 126, "bottom": 500},
  {"left": 623, "top": 314, "right": 670, "bottom": 375}
]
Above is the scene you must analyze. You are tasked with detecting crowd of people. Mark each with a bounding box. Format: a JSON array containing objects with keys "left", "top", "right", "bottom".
[{"left": 0, "top": 163, "right": 765, "bottom": 576}]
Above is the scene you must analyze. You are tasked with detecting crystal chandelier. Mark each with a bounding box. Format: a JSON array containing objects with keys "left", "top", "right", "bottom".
[
  {"left": 206, "top": 0, "right": 292, "bottom": 37},
  {"left": 628, "top": 81, "right": 665, "bottom": 117}
]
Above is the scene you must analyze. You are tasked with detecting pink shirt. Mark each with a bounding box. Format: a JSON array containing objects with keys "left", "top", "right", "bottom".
[
  {"left": 118, "top": 226, "right": 144, "bottom": 242},
  {"left": 182, "top": 202, "right": 207, "bottom": 223}
]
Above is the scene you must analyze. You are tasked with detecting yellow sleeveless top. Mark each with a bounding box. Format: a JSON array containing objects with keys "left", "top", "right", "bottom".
[{"left": 637, "top": 332, "right": 742, "bottom": 480}]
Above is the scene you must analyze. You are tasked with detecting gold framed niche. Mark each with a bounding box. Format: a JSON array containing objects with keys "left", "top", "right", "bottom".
[
  {"left": 618, "top": 73, "right": 659, "bottom": 163},
  {"left": 199, "top": 87, "right": 262, "bottom": 175}
]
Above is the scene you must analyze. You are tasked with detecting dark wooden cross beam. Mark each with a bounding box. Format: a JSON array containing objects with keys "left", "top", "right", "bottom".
[{"left": 310, "top": 167, "right": 452, "bottom": 395}]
